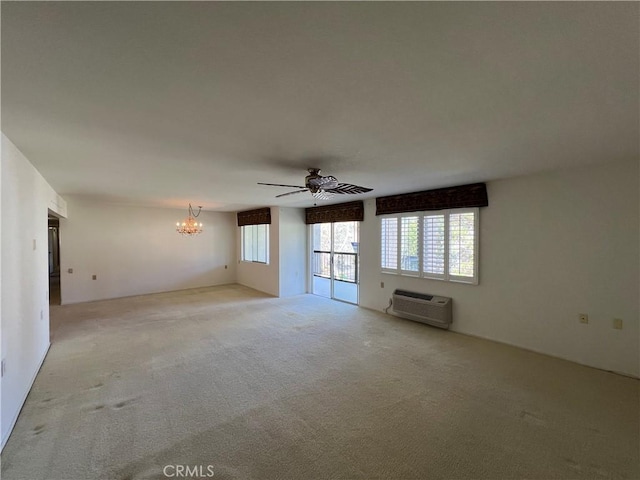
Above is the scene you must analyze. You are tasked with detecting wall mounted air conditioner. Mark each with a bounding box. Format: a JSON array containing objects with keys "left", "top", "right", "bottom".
[{"left": 392, "top": 289, "right": 452, "bottom": 329}]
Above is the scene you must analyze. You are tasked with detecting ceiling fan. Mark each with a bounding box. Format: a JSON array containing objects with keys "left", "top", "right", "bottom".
[{"left": 258, "top": 168, "right": 373, "bottom": 199}]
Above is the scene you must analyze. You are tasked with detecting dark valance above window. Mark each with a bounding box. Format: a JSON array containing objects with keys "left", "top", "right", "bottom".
[
  {"left": 237, "top": 207, "right": 271, "bottom": 226},
  {"left": 375, "top": 183, "right": 488, "bottom": 216},
  {"left": 305, "top": 200, "right": 364, "bottom": 225}
]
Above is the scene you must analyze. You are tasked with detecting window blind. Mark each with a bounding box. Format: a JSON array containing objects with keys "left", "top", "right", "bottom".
[
  {"left": 400, "top": 216, "right": 419, "bottom": 273},
  {"left": 423, "top": 214, "right": 445, "bottom": 276},
  {"left": 381, "top": 217, "right": 398, "bottom": 270}
]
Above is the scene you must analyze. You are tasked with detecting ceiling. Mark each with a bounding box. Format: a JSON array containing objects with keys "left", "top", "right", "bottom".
[{"left": 2, "top": 2, "right": 638, "bottom": 212}]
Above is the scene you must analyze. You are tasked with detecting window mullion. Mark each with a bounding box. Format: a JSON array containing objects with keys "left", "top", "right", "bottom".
[
  {"left": 474, "top": 210, "right": 479, "bottom": 282},
  {"left": 252, "top": 226, "right": 257, "bottom": 262}
]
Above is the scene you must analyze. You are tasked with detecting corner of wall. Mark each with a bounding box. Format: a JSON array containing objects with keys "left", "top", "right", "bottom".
[{"left": 1, "top": 133, "right": 60, "bottom": 449}]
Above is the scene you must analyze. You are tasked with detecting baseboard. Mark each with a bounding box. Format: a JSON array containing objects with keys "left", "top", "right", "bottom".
[
  {"left": 453, "top": 329, "right": 640, "bottom": 380},
  {"left": 0, "top": 342, "right": 51, "bottom": 452},
  {"left": 361, "top": 304, "right": 639, "bottom": 380},
  {"left": 60, "top": 282, "right": 240, "bottom": 305}
]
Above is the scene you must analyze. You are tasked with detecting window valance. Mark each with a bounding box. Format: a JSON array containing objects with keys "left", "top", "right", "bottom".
[
  {"left": 305, "top": 200, "right": 364, "bottom": 225},
  {"left": 237, "top": 207, "right": 271, "bottom": 226},
  {"left": 375, "top": 183, "right": 488, "bottom": 216}
]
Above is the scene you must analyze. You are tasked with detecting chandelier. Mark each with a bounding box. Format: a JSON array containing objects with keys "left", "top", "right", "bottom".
[{"left": 176, "top": 204, "right": 203, "bottom": 236}]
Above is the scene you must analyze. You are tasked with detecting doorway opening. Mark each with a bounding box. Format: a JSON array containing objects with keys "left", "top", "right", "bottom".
[
  {"left": 311, "top": 221, "right": 359, "bottom": 305},
  {"left": 48, "top": 215, "right": 61, "bottom": 306}
]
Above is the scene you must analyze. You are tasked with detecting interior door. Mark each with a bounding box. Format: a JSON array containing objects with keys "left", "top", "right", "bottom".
[{"left": 311, "top": 221, "right": 359, "bottom": 304}]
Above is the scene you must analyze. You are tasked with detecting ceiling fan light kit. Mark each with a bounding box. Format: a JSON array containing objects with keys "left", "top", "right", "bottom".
[{"left": 258, "top": 168, "right": 373, "bottom": 199}]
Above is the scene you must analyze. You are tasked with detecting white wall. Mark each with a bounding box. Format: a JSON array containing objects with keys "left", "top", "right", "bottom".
[
  {"left": 278, "top": 207, "right": 307, "bottom": 297},
  {"left": 359, "top": 160, "right": 639, "bottom": 377},
  {"left": 60, "top": 197, "right": 236, "bottom": 304},
  {"left": 0, "top": 135, "right": 3, "bottom": 451},
  {"left": 1, "top": 134, "right": 67, "bottom": 449}
]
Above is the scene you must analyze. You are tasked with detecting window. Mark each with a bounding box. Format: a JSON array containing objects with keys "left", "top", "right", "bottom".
[
  {"left": 381, "top": 208, "right": 478, "bottom": 284},
  {"left": 241, "top": 224, "right": 269, "bottom": 263}
]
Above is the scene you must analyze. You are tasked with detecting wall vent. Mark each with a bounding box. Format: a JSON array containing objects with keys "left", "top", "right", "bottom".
[{"left": 392, "top": 289, "right": 452, "bottom": 329}]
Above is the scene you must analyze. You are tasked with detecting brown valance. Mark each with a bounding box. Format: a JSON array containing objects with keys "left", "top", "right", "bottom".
[
  {"left": 237, "top": 207, "right": 271, "bottom": 226},
  {"left": 376, "top": 183, "right": 488, "bottom": 215},
  {"left": 305, "top": 200, "right": 364, "bottom": 225}
]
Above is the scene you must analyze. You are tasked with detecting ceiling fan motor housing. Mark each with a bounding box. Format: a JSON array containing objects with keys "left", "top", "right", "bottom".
[{"left": 305, "top": 170, "right": 339, "bottom": 191}]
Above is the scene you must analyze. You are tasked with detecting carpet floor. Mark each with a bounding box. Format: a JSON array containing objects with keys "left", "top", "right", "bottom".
[{"left": 2, "top": 284, "right": 638, "bottom": 480}]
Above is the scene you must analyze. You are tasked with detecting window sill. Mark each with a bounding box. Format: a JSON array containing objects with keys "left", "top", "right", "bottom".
[{"left": 380, "top": 271, "right": 478, "bottom": 285}]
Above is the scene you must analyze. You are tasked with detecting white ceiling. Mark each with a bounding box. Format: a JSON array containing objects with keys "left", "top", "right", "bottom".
[{"left": 2, "top": 2, "right": 638, "bottom": 212}]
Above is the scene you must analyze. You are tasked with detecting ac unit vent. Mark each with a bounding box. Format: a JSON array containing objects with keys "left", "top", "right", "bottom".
[{"left": 392, "top": 289, "right": 452, "bottom": 329}]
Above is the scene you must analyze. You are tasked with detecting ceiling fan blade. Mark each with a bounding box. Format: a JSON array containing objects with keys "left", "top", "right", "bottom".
[
  {"left": 258, "top": 182, "right": 306, "bottom": 188},
  {"left": 325, "top": 183, "right": 373, "bottom": 195},
  {"left": 275, "top": 189, "right": 309, "bottom": 198}
]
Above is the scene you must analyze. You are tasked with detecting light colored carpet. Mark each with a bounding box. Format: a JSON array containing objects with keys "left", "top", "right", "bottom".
[{"left": 2, "top": 284, "right": 638, "bottom": 480}]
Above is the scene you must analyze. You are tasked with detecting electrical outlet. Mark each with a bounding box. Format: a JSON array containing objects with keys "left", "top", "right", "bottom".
[
  {"left": 613, "top": 318, "right": 623, "bottom": 330},
  {"left": 579, "top": 313, "right": 588, "bottom": 324},
  {"left": 92, "top": 275, "right": 97, "bottom": 280},
  {"left": 380, "top": 282, "right": 385, "bottom": 288}
]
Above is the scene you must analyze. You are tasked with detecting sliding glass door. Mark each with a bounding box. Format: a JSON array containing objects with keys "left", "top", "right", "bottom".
[{"left": 311, "top": 221, "right": 359, "bottom": 304}]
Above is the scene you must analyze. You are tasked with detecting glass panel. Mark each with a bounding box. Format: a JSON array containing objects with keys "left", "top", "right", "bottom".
[
  {"left": 255, "top": 224, "right": 266, "bottom": 263},
  {"left": 312, "top": 223, "right": 332, "bottom": 298},
  {"left": 313, "top": 223, "right": 332, "bottom": 252},
  {"left": 241, "top": 226, "right": 250, "bottom": 261},
  {"left": 312, "top": 223, "right": 331, "bottom": 279},
  {"left": 449, "top": 212, "right": 475, "bottom": 277},
  {"left": 332, "top": 221, "right": 359, "bottom": 304}
]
